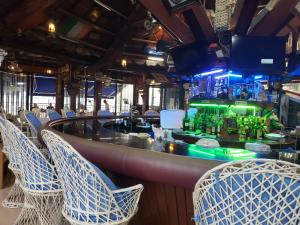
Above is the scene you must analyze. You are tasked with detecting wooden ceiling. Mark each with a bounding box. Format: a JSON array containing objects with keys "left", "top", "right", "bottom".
[{"left": 0, "top": 0, "right": 300, "bottom": 77}]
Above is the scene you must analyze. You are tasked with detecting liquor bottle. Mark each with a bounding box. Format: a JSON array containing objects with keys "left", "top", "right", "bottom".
[{"left": 183, "top": 111, "right": 190, "bottom": 131}]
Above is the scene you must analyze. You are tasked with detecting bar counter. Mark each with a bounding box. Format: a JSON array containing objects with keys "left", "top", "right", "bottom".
[{"left": 41, "top": 116, "right": 275, "bottom": 225}]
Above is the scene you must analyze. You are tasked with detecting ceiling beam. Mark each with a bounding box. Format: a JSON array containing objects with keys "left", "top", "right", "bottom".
[
  {"left": 180, "top": 2, "right": 215, "bottom": 42},
  {"left": 0, "top": 41, "right": 91, "bottom": 65},
  {"left": 108, "top": 64, "right": 167, "bottom": 74},
  {"left": 277, "top": 16, "right": 300, "bottom": 36},
  {"left": 36, "top": 26, "right": 106, "bottom": 52},
  {"left": 139, "top": 0, "right": 195, "bottom": 44},
  {"left": 93, "top": 0, "right": 127, "bottom": 20},
  {"left": 4, "top": 0, "right": 59, "bottom": 31},
  {"left": 248, "top": 0, "right": 299, "bottom": 36},
  {"left": 57, "top": 8, "right": 116, "bottom": 37},
  {"left": 131, "top": 38, "right": 157, "bottom": 44},
  {"left": 88, "top": 5, "right": 141, "bottom": 74},
  {"left": 231, "top": 0, "right": 260, "bottom": 35}
]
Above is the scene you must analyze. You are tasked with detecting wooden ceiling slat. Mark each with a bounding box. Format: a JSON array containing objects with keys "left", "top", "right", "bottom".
[
  {"left": 4, "top": 0, "right": 59, "bottom": 31},
  {"left": 231, "top": 0, "right": 260, "bottom": 35},
  {"left": 58, "top": 8, "right": 116, "bottom": 36},
  {"left": 248, "top": 0, "right": 299, "bottom": 36},
  {"left": 139, "top": 0, "right": 195, "bottom": 44}
]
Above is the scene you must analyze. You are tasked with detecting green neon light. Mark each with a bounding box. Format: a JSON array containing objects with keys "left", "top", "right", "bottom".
[
  {"left": 190, "top": 103, "right": 257, "bottom": 115},
  {"left": 190, "top": 103, "right": 229, "bottom": 107},
  {"left": 187, "top": 145, "right": 256, "bottom": 161}
]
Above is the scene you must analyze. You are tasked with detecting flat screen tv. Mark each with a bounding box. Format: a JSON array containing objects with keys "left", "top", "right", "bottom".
[
  {"left": 230, "top": 36, "right": 286, "bottom": 74},
  {"left": 171, "top": 41, "right": 209, "bottom": 75}
]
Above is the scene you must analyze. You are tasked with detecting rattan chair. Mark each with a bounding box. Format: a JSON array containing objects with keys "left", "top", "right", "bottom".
[
  {"left": 48, "top": 111, "right": 62, "bottom": 121},
  {"left": 7, "top": 120, "right": 63, "bottom": 225},
  {"left": 193, "top": 159, "right": 300, "bottom": 225},
  {"left": 42, "top": 129, "right": 143, "bottom": 225},
  {"left": 0, "top": 117, "right": 24, "bottom": 208}
]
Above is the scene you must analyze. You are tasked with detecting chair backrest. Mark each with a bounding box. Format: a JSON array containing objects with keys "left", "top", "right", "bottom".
[
  {"left": 0, "top": 116, "right": 20, "bottom": 170},
  {"left": 6, "top": 120, "right": 60, "bottom": 192},
  {"left": 119, "top": 112, "right": 130, "bottom": 117},
  {"left": 65, "top": 111, "right": 76, "bottom": 118},
  {"left": 25, "top": 112, "right": 42, "bottom": 137},
  {"left": 41, "top": 130, "right": 126, "bottom": 223},
  {"left": 48, "top": 111, "right": 62, "bottom": 121},
  {"left": 144, "top": 110, "right": 159, "bottom": 117},
  {"left": 193, "top": 159, "right": 300, "bottom": 225},
  {"left": 97, "top": 110, "right": 114, "bottom": 117}
]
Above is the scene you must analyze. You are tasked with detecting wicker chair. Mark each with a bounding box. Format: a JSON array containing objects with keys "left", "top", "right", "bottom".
[
  {"left": 193, "top": 159, "right": 300, "bottom": 225},
  {"left": 48, "top": 111, "right": 62, "bottom": 121},
  {"left": 0, "top": 117, "right": 24, "bottom": 208},
  {"left": 42, "top": 130, "right": 143, "bottom": 225},
  {"left": 7, "top": 120, "right": 63, "bottom": 225}
]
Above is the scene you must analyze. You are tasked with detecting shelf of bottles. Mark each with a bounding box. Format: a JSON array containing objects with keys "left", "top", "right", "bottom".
[{"left": 183, "top": 101, "right": 270, "bottom": 140}]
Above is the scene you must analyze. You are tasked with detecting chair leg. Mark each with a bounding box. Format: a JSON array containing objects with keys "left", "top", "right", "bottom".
[
  {"left": 13, "top": 197, "right": 40, "bottom": 225},
  {"left": 26, "top": 192, "right": 64, "bottom": 225},
  {"left": 2, "top": 176, "right": 24, "bottom": 208}
]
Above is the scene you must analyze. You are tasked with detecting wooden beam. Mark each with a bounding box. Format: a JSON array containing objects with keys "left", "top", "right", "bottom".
[
  {"left": 231, "top": 0, "right": 260, "bottom": 35},
  {"left": 248, "top": 0, "right": 299, "bottom": 36},
  {"left": 36, "top": 26, "right": 107, "bottom": 52},
  {"left": 168, "top": 2, "right": 214, "bottom": 42},
  {"left": 57, "top": 8, "right": 116, "bottom": 37},
  {"left": 19, "top": 64, "right": 57, "bottom": 74},
  {"left": 0, "top": 41, "right": 91, "bottom": 65},
  {"left": 93, "top": 0, "right": 127, "bottom": 20},
  {"left": 88, "top": 5, "right": 140, "bottom": 74},
  {"left": 139, "top": 0, "right": 195, "bottom": 44},
  {"left": 108, "top": 64, "right": 168, "bottom": 74},
  {"left": 4, "top": 0, "right": 58, "bottom": 31},
  {"left": 277, "top": 16, "right": 300, "bottom": 36}
]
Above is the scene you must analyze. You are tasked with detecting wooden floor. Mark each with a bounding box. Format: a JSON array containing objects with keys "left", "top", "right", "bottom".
[{"left": 0, "top": 186, "right": 21, "bottom": 225}]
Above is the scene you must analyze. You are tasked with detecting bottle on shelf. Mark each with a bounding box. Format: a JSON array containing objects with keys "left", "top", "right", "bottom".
[{"left": 183, "top": 111, "right": 190, "bottom": 131}]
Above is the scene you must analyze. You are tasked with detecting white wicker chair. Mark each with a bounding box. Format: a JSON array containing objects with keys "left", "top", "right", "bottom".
[
  {"left": 193, "top": 159, "right": 300, "bottom": 225},
  {"left": 7, "top": 120, "right": 64, "bottom": 225},
  {"left": 41, "top": 130, "right": 144, "bottom": 225},
  {"left": 0, "top": 117, "right": 24, "bottom": 208},
  {"left": 24, "top": 112, "right": 48, "bottom": 156}
]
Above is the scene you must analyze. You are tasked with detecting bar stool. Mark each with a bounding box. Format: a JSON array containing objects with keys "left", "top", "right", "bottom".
[
  {"left": 42, "top": 130, "right": 144, "bottom": 225},
  {"left": 0, "top": 117, "right": 24, "bottom": 208},
  {"left": 193, "top": 159, "right": 300, "bottom": 225},
  {"left": 7, "top": 120, "right": 63, "bottom": 225}
]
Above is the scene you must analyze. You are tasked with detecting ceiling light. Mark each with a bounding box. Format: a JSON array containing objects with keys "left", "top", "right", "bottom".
[
  {"left": 46, "top": 69, "right": 52, "bottom": 74},
  {"left": 121, "top": 59, "right": 127, "bottom": 67},
  {"left": 48, "top": 22, "right": 56, "bottom": 33},
  {"left": 198, "top": 69, "right": 224, "bottom": 76},
  {"left": 148, "top": 56, "right": 164, "bottom": 62},
  {"left": 17, "top": 82, "right": 24, "bottom": 86}
]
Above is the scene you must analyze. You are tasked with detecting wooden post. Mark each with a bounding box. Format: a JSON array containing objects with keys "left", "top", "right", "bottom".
[
  {"left": 55, "top": 72, "right": 64, "bottom": 113},
  {"left": 0, "top": 144, "right": 4, "bottom": 189},
  {"left": 93, "top": 81, "right": 102, "bottom": 116},
  {"left": 292, "top": 29, "right": 299, "bottom": 53},
  {"left": 141, "top": 74, "right": 149, "bottom": 115}
]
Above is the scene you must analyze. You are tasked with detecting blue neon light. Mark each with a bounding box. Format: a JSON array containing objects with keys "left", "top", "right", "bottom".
[
  {"left": 199, "top": 69, "right": 224, "bottom": 76},
  {"left": 215, "top": 74, "right": 242, "bottom": 79},
  {"left": 254, "top": 75, "right": 263, "bottom": 79}
]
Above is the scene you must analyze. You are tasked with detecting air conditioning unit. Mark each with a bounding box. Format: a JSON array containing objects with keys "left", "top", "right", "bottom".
[{"left": 162, "top": 0, "right": 196, "bottom": 11}]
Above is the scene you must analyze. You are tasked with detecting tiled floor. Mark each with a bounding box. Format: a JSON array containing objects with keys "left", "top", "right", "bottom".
[{"left": 0, "top": 187, "right": 21, "bottom": 225}]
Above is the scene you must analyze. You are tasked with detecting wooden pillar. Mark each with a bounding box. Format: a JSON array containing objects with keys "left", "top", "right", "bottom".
[
  {"left": 93, "top": 81, "right": 102, "bottom": 116},
  {"left": 141, "top": 74, "right": 149, "bottom": 114},
  {"left": 70, "top": 92, "right": 77, "bottom": 112},
  {"left": 55, "top": 72, "right": 64, "bottom": 113},
  {"left": 292, "top": 29, "right": 299, "bottom": 53}
]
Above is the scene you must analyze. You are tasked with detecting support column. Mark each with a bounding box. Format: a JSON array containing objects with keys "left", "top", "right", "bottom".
[
  {"left": 292, "top": 29, "right": 299, "bottom": 53},
  {"left": 141, "top": 74, "right": 149, "bottom": 115},
  {"left": 55, "top": 72, "right": 64, "bottom": 113},
  {"left": 93, "top": 81, "right": 102, "bottom": 116}
]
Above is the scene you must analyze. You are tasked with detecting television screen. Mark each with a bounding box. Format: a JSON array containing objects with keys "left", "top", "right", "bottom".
[
  {"left": 230, "top": 36, "right": 286, "bottom": 74},
  {"left": 171, "top": 41, "right": 209, "bottom": 75}
]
